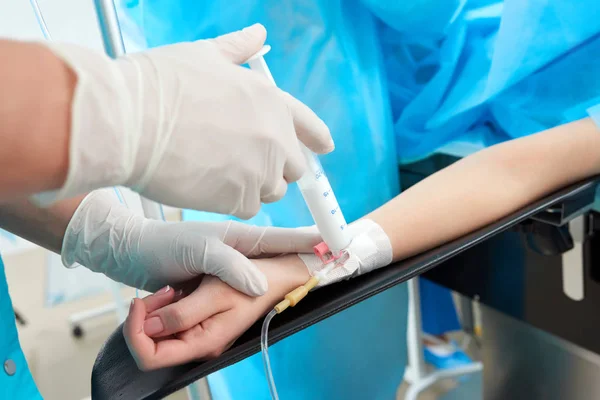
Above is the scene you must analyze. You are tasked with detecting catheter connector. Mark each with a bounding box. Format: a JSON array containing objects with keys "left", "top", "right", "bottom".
[
  {"left": 313, "top": 241, "right": 344, "bottom": 264},
  {"left": 274, "top": 276, "right": 320, "bottom": 313},
  {"left": 273, "top": 244, "right": 350, "bottom": 314}
]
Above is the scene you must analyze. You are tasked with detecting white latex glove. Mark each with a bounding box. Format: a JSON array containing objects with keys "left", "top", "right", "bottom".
[
  {"left": 299, "top": 219, "right": 393, "bottom": 287},
  {"left": 62, "top": 189, "right": 321, "bottom": 295},
  {"left": 34, "top": 24, "right": 333, "bottom": 219}
]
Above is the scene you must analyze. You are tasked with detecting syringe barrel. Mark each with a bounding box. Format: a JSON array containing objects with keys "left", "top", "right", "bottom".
[
  {"left": 247, "top": 48, "right": 351, "bottom": 253},
  {"left": 297, "top": 146, "right": 350, "bottom": 253}
]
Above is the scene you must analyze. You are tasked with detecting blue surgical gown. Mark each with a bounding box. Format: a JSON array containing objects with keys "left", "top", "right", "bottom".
[
  {"left": 118, "top": 0, "right": 600, "bottom": 398},
  {"left": 0, "top": 255, "right": 43, "bottom": 399}
]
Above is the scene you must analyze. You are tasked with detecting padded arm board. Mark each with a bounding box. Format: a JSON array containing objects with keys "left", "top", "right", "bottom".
[{"left": 92, "top": 178, "right": 600, "bottom": 400}]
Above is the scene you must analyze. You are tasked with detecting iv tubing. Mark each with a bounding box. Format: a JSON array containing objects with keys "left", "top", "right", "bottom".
[
  {"left": 260, "top": 263, "right": 336, "bottom": 399},
  {"left": 29, "top": 0, "right": 51, "bottom": 40},
  {"left": 261, "top": 310, "right": 278, "bottom": 400}
]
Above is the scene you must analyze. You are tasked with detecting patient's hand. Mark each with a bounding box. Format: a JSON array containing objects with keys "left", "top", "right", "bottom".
[{"left": 123, "top": 254, "right": 310, "bottom": 370}]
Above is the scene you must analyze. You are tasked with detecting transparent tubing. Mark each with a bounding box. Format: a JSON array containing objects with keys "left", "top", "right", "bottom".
[
  {"left": 29, "top": 0, "right": 51, "bottom": 39},
  {"left": 261, "top": 310, "right": 279, "bottom": 400},
  {"left": 259, "top": 263, "right": 335, "bottom": 400}
]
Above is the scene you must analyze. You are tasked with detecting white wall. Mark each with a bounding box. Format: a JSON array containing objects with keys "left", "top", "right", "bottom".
[{"left": 0, "top": 0, "right": 104, "bottom": 49}]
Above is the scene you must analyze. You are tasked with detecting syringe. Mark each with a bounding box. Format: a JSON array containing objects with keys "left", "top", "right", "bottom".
[{"left": 246, "top": 46, "right": 351, "bottom": 262}]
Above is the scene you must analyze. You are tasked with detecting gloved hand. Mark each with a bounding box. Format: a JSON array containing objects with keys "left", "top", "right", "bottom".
[
  {"left": 299, "top": 219, "right": 393, "bottom": 287},
  {"left": 62, "top": 189, "right": 321, "bottom": 295},
  {"left": 34, "top": 24, "right": 333, "bottom": 219}
]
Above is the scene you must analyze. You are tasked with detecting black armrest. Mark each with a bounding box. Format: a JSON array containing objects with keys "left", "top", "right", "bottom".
[{"left": 91, "top": 177, "right": 600, "bottom": 400}]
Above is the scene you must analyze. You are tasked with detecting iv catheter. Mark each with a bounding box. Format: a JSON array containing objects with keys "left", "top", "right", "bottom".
[{"left": 247, "top": 47, "right": 352, "bottom": 400}]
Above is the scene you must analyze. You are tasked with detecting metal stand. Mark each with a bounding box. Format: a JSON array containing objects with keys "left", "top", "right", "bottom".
[
  {"left": 403, "top": 277, "right": 483, "bottom": 400},
  {"left": 480, "top": 305, "right": 600, "bottom": 400},
  {"left": 186, "top": 379, "right": 213, "bottom": 400},
  {"left": 93, "top": 0, "right": 164, "bottom": 221}
]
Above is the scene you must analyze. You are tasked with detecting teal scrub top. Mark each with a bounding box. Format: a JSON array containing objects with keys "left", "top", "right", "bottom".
[{"left": 0, "top": 255, "right": 43, "bottom": 399}]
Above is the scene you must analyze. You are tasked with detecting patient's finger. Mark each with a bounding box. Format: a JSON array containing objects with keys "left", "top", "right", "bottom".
[
  {"left": 144, "top": 279, "right": 231, "bottom": 338},
  {"left": 123, "top": 299, "right": 161, "bottom": 370},
  {"left": 177, "top": 312, "right": 238, "bottom": 359},
  {"left": 174, "top": 305, "right": 260, "bottom": 361},
  {"left": 123, "top": 298, "right": 194, "bottom": 370},
  {"left": 125, "top": 301, "right": 262, "bottom": 369},
  {"left": 140, "top": 285, "right": 177, "bottom": 313},
  {"left": 142, "top": 312, "right": 249, "bottom": 368}
]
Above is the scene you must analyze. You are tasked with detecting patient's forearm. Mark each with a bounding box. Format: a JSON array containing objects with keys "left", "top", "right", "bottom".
[
  {"left": 0, "top": 195, "right": 84, "bottom": 253},
  {"left": 368, "top": 118, "right": 600, "bottom": 261}
]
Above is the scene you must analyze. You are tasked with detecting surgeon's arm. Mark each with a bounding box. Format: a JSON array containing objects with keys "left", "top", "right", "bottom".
[{"left": 0, "top": 196, "right": 84, "bottom": 253}]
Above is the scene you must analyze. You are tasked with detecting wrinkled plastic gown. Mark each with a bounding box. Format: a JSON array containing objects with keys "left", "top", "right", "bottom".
[
  {"left": 119, "top": 1, "right": 405, "bottom": 399},
  {"left": 375, "top": 0, "right": 600, "bottom": 162},
  {"left": 119, "top": 0, "right": 600, "bottom": 398}
]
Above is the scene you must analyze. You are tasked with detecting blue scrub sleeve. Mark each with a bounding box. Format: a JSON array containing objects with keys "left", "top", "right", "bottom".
[{"left": 0, "top": 256, "right": 43, "bottom": 399}]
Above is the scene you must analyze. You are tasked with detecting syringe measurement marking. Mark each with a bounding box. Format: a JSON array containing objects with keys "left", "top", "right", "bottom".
[{"left": 315, "top": 169, "right": 324, "bottom": 180}]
